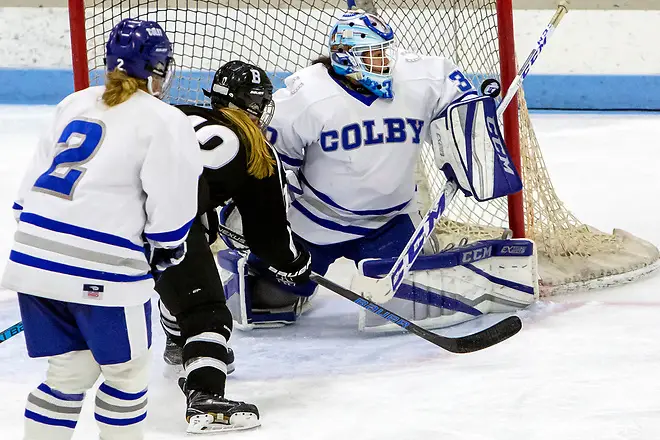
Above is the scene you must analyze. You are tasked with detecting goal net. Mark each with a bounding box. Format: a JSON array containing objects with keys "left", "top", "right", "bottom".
[{"left": 69, "top": 0, "right": 659, "bottom": 295}]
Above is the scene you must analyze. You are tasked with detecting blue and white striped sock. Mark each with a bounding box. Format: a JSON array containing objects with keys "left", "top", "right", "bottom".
[
  {"left": 24, "top": 383, "right": 84, "bottom": 440},
  {"left": 94, "top": 383, "right": 147, "bottom": 439}
]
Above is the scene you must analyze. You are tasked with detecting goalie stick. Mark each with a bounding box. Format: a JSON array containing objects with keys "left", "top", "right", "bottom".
[
  {"left": 216, "top": 223, "right": 522, "bottom": 353},
  {"left": 0, "top": 321, "right": 23, "bottom": 344},
  {"left": 350, "top": 0, "right": 570, "bottom": 304}
]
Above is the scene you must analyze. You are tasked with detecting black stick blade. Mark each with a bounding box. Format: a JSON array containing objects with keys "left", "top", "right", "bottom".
[{"left": 429, "top": 315, "right": 522, "bottom": 354}]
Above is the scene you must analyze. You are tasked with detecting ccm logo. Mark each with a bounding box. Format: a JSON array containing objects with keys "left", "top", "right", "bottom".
[
  {"left": 461, "top": 246, "right": 493, "bottom": 264},
  {"left": 145, "top": 27, "right": 164, "bottom": 37},
  {"left": 485, "top": 116, "right": 515, "bottom": 175}
]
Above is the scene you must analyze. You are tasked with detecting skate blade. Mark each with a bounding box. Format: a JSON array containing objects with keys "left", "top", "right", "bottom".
[{"left": 186, "top": 413, "right": 260, "bottom": 434}]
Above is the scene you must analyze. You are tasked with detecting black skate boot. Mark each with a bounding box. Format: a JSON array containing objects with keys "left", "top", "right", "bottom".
[
  {"left": 164, "top": 335, "right": 235, "bottom": 375},
  {"left": 179, "top": 378, "right": 260, "bottom": 433}
]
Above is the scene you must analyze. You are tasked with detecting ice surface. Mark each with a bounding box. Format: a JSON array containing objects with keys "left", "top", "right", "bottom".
[{"left": 1, "top": 106, "right": 660, "bottom": 439}]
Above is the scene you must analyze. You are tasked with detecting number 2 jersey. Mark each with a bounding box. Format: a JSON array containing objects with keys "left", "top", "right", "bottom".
[
  {"left": 1, "top": 86, "right": 202, "bottom": 307},
  {"left": 268, "top": 50, "right": 476, "bottom": 245}
]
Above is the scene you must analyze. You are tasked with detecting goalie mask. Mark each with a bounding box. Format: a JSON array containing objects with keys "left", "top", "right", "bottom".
[
  {"left": 329, "top": 10, "right": 396, "bottom": 99},
  {"left": 203, "top": 60, "right": 275, "bottom": 129}
]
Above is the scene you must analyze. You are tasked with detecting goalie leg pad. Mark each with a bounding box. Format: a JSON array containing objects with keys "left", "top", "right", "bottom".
[
  {"left": 217, "top": 250, "right": 314, "bottom": 330},
  {"left": 357, "top": 239, "right": 538, "bottom": 332}
]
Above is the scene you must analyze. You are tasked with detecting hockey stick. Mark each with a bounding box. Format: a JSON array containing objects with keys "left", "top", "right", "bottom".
[
  {"left": 497, "top": 0, "right": 570, "bottom": 113},
  {"left": 0, "top": 321, "right": 23, "bottom": 344},
  {"left": 351, "top": 0, "right": 570, "bottom": 304},
  {"left": 216, "top": 223, "right": 522, "bottom": 353}
]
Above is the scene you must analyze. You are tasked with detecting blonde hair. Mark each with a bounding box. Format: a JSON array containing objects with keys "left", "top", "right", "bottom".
[
  {"left": 102, "top": 70, "right": 148, "bottom": 107},
  {"left": 219, "top": 108, "right": 275, "bottom": 179}
]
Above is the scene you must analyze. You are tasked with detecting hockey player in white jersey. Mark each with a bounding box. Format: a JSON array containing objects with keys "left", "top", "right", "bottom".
[
  {"left": 222, "top": 10, "right": 537, "bottom": 330},
  {"left": 0, "top": 19, "right": 201, "bottom": 440}
]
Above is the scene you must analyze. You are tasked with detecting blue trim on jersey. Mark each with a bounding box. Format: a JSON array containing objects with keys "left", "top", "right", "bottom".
[
  {"left": 143, "top": 218, "right": 194, "bottom": 244},
  {"left": 10, "top": 251, "right": 152, "bottom": 282},
  {"left": 12, "top": 202, "right": 23, "bottom": 211},
  {"left": 329, "top": 74, "right": 379, "bottom": 106},
  {"left": 291, "top": 201, "right": 376, "bottom": 236},
  {"left": 431, "top": 91, "right": 478, "bottom": 121},
  {"left": 37, "top": 383, "right": 84, "bottom": 401},
  {"left": 98, "top": 383, "right": 147, "bottom": 401},
  {"left": 95, "top": 412, "right": 147, "bottom": 426},
  {"left": 19, "top": 212, "right": 144, "bottom": 252},
  {"left": 278, "top": 153, "right": 303, "bottom": 167},
  {"left": 464, "top": 263, "right": 535, "bottom": 295},
  {"left": 299, "top": 174, "right": 410, "bottom": 216},
  {"left": 25, "top": 409, "right": 77, "bottom": 428}
]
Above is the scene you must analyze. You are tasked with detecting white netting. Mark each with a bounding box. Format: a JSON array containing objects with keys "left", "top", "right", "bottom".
[{"left": 80, "top": 0, "right": 659, "bottom": 295}]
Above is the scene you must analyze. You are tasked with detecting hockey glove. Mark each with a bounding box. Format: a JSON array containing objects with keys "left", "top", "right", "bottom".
[
  {"left": 145, "top": 242, "right": 187, "bottom": 275},
  {"left": 247, "top": 241, "right": 312, "bottom": 286}
]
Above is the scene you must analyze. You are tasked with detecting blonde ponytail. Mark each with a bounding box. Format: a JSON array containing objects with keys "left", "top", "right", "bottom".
[
  {"left": 102, "top": 70, "right": 148, "bottom": 107},
  {"left": 220, "top": 108, "right": 275, "bottom": 179}
]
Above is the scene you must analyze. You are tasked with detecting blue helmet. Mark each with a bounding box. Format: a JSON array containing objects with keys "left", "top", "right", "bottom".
[
  {"left": 105, "top": 18, "right": 175, "bottom": 97},
  {"left": 329, "top": 10, "right": 396, "bottom": 98}
]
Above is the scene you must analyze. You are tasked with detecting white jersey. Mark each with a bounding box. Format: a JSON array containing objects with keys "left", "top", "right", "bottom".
[
  {"left": 1, "top": 86, "right": 202, "bottom": 307},
  {"left": 268, "top": 50, "right": 475, "bottom": 245}
]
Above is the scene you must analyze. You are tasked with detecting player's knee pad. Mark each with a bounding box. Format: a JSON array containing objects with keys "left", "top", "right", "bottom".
[
  {"left": 45, "top": 350, "right": 101, "bottom": 394},
  {"left": 100, "top": 352, "right": 151, "bottom": 393},
  {"left": 355, "top": 238, "right": 538, "bottom": 332},
  {"left": 218, "top": 249, "right": 314, "bottom": 330}
]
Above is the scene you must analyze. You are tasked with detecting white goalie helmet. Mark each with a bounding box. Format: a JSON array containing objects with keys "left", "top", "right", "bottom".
[{"left": 328, "top": 10, "right": 397, "bottom": 98}]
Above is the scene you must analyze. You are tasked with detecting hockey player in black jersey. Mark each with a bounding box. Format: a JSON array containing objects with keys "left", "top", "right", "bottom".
[{"left": 154, "top": 60, "right": 311, "bottom": 433}]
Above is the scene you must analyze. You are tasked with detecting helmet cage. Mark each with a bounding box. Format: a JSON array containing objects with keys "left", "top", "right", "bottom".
[
  {"left": 347, "top": 40, "right": 396, "bottom": 78},
  {"left": 149, "top": 56, "right": 176, "bottom": 98}
]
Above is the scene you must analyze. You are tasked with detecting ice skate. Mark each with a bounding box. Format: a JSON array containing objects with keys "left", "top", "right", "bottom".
[{"left": 179, "top": 378, "right": 260, "bottom": 433}]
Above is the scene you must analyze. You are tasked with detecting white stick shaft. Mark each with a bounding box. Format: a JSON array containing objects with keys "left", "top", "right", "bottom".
[
  {"left": 386, "top": 180, "right": 459, "bottom": 293},
  {"left": 497, "top": 1, "right": 570, "bottom": 117}
]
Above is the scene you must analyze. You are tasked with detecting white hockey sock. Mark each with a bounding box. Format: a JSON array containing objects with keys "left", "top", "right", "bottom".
[
  {"left": 24, "top": 383, "right": 84, "bottom": 440},
  {"left": 94, "top": 383, "right": 148, "bottom": 440}
]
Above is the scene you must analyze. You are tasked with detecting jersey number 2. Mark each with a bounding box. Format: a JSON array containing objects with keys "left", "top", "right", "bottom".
[{"left": 33, "top": 119, "right": 105, "bottom": 200}]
